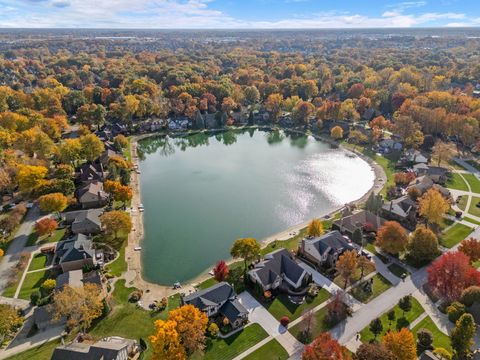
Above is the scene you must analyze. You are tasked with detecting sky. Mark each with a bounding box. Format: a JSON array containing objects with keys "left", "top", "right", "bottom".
[{"left": 0, "top": 0, "right": 479, "bottom": 29}]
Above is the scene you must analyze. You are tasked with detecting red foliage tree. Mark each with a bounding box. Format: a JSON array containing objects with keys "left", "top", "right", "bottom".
[
  {"left": 458, "top": 238, "right": 480, "bottom": 263},
  {"left": 303, "top": 332, "right": 350, "bottom": 360},
  {"left": 35, "top": 218, "right": 58, "bottom": 237},
  {"left": 213, "top": 260, "right": 229, "bottom": 282},
  {"left": 427, "top": 251, "right": 480, "bottom": 302},
  {"left": 280, "top": 316, "right": 290, "bottom": 327}
]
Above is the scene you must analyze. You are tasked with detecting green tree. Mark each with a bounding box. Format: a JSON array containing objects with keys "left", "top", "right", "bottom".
[
  {"left": 451, "top": 313, "right": 476, "bottom": 359},
  {"left": 398, "top": 296, "right": 412, "bottom": 317},
  {"left": 230, "top": 237, "right": 260, "bottom": 272},
  {"left": 79, "top": 133, "right": 105, "bottom": 162},
  {"left": 370, "top": 317, "right": 383, "bottom": 340}
]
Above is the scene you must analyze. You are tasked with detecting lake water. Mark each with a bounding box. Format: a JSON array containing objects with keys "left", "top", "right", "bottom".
[{"left": 137, "top": 129, "right": 375, "bottom": 285}]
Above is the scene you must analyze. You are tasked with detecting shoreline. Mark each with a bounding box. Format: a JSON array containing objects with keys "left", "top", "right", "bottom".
[{"left": 123, "top": 127, "right": 387, "bottom": 303}]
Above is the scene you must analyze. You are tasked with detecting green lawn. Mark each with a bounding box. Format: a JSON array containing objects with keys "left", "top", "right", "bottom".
[
  {"left": 243, "top": 339, "right": 288, "bottom": 360},
  {"left": 26, "top": 228, "right": 66, "bottom": 247},
  {"left": 457, "top": 195, "right": 468, "bottom": 212},
  {"left": 360, "top": 297, "right": 424, "bottom": 343},
  {"left": 387, "top": 263, "right": 409, "bottom": 278},
  {"left": 289, "top": 307, "right": 332, "bottom": 343},
  {"left": 464, "top": 217, "right": 480, "bottom": 226},
  {"left": 5, "top": 339, "right": 61, "bottom": 360},
  {"left": 440, "top": 223, "right": 474, "bottom": 248},
  {"left": 446, "top": 173, "right": 469, "bottom": 192},
  {"left": 411, "top": 316, "right": 452, "bottom": 353},
  {"left": 28, "top": 254, "right": 48, "bottom": 271},
  {"left": 259, "top": 289, "right": 330, "bottom": 321},
  {"left": 106, "top": 241, "right": 127, "bottom": 277},
  {"left": 463, "top": 174, "right": 480, "bottom": 194},
  {"left": 199, "top": 324, "right": 268, "bottom": 360},
  {"left": 349, "top": 274, "right": 392, "bottom": 303},
  {"left": 2, "top": 280, "right": 19, "bottom": 298},
  {"left": 197, "top": 277, "right": 219, "bottom": 290},
  {"left": 468, "top": 197, "right": 480, "bottom": 218},
  {"left": 18, "top": 270, "right": 52, "bottom": 300}
]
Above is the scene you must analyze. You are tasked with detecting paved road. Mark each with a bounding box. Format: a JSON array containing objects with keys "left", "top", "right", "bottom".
[{"left": 0, "top": 207, "right": 40, "bottom": 292}]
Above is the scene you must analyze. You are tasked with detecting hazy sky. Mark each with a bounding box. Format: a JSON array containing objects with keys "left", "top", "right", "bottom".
[{"left": 0, "top": 0, "right": 478, "bottom": 28}]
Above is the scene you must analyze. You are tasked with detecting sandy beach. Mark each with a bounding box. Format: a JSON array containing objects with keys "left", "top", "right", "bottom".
[{"left": 123, "top": 133, "right": 387, "bottom": 307}]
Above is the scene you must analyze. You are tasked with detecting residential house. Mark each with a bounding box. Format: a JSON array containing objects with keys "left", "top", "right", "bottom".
[
  {"left": 51, "top": 336, "right": 139, "bottom": 360},
  {"left": 405, "top": 149, "right": 429, "bottom": 164},
  {"left": 248, "top": 248, "right": 310, "bottom": 292},
  {"left": 76, "top": 181, "right": 109, "bottom": 209},
  {"left": 332, "top": 210, "right": 387, "bottom": 239},
  {"left": 99, "top": 149, "right": 119, "bottom": 168},
  {"left": 378, "top": 138, "right": 403, "bottom": 153},
  {"left": 413, "top": 164, "right": 451, "bottom": 184},
  {"left": 62, "top": 208, "right": 102, "bottom": 235},
  {"left": 54, "top": 234, "right": 101, "bottom": 272},
  {"left": 78, "top": 162, "right": 107, "bottom": 184},
  {"left": 56, "top": 269, "right": 103, "bottom": 292},
  {"left": 361, "top": 108, "right": 381, "bottom": 121},
  {"left": 381, "top": 195, "right": 417, "bottom": 229},
  {"left": 407, "top": 176, "right": 451, "bottom": 199},
  {"left": 299, "top": 231, "right": 355, "bottom": 268},
  {"left": 181, "top": 282, "right": 248, "bottom": 329}
]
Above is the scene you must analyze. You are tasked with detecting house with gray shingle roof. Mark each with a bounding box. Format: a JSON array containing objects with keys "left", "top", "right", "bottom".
[
  {"left": 78, "top": 162, "right": 107, "bottom": 184},
  {"left": 332, "top": 210, "right": 387, "bottom": 238},
  {"left": 299, "top": 231, "right": 355, "bottom": 268},
  {"left": 54, "top": 234, "right": 99, "bottom": 272},
  {"left": 62, "top": 209, "right": 102, "bottom": 235},
  {"left": 381, "top": 195, "right": 418, "bottom": 229},
  {"left": 181, "top": 282, "right": 248, "bottom": 329},
  {"left": 75, "top": 181, "right": 109, "bottom": 209},
  {"left": 51, "top": 336, "right": 138, "bottom": 360},
  {"left": 248, "top": 248, "right": 310, "bottom": 292}
]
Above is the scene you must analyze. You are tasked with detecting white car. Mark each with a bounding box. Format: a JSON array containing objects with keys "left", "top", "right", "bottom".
[{"left": 134, "top": 246, "right": 142, "bottom": 251}]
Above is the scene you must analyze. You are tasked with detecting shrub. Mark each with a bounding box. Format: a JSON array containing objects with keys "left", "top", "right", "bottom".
[
  {"left": 30, "top": 290, "right": 41, "bottom": 305},
  {"left": 128, "top": 289, "right": 143, "bottom": 303},
  {"left": 460, "top": 286, "right": 480, "bottom": 307},
  {"left": 208, "top": 323, "right": 219, "bottom": 338},
  {"left": 40, "top": 279, "right": 56, "bottom": 296},
  {"left": 417, "top": 328, "right": 433, "bottom": 352},
  {"left": 447, "top": 301, "right": 466, "bottom": 323},
  {"left": 433, "top": 347, "right": 452, "bottom": 360},
  {"left": 280, "top": 316, "right": 290, "bottom": 327}
]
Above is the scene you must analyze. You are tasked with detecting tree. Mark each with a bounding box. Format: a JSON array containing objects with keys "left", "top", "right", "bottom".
[
  {"left": 104, "top": 180, "right": 132, "bottom": 205},
  {"left": 357, "top": 255, "right": 372, "bottom": 279},
  {"left": 38, "top": 193, "right": 68, "bottom": 213},
  {"left": 331, "top": 125, "right": 344, "bottom": 140},
  {"left": 387, "top": 309, "right": 396, "bottom": 329},
  {"left": 57, "top": 138, "right": 82, "bottom": 165},
  {"left": 167, "top": 304, "right": 208, "bottom": 355},
  {"left": 307, "top": 219, "right": 324, "bottom": 237},
  {"left": 265, "top": 93, "right": 283, "bottom": 122},
  {"left": 407, "top": 226, "right": 439, "bottom": 265},
  {"left": 213, "top": 260, "right": 229, "bottom": 282},
  {"left": 398, "top": 296, "right": 412, "bottom": 316},
  {"left": 51, "top": 283, "right": 104, "bottom": 332},
  {"left": 79, "top": 133, "right": 105, "bottom": 162},
  {"left": 0, "top": 304, "right": 23, "bottom": 344},
  {"left": 428, "top": 252, "right": 480, "bottom": 302},
  {"left": 354, "top": 343, "right": 394, "bottom": 360},
  {"left": 432, "top": 140, "right": 456, "bottom": 166},
  {"left": 293, "top": 101, "right": 315, "bottom": 125},
  {"left": 16, "top": 164, "right": 48, "bottom": 193},
  {"left": 375, "top": 221, "right": 408, "bottom": 256},
  {"left": 113, "top": 134, "right": 129, "bottom": 151},
  {"left": 303, "top": 332, "right": 351, "bottom": 360},
  {"left": 418, "top": 188, "right": 450, "bottom": 228},
  {"left": 150, "top": 319, "right": 186, "bottom": 360},
  {"left": 35, "top": 218, "right": 58, "bottom": 237},
  {"left": 41, "top": 279, "right": 56, "bottom": 296},
  {"left": 369, "top": 318, "right": 383, "bottom": 340},
  {"left": 460, "top": 286, "right": 480, "bottom": 307},
  {"left": 382, "top": 328, "right": 416, "bottom": 360},
  {"left": 416, "top": 328, "right": 433, "bottom": 352},
  {"left": 336, "top": 250, "right": 358, "bottom": 289},
  {"left": 432, "top": 348, "right": 452, "bottom": 360},
  {"left": 100, "top": 210, "right": 132, "bottom": 241},
  {"left": 230, "top": 237, "right": 260, "bottom": 272},
  {"left": 393, "top": 115, "right": 424, "bottom": 148},
  {"left": 458, "top": 238, "right": 480, "bottom": 263},
  {"left": 325, "top": 291, "right": 352, "bottom": 325},
  {"left": 451, "top": 313, "right": 476, "bottom": 359}
]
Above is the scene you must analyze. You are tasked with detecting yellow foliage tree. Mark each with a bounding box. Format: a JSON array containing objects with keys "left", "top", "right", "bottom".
[
  {"left": 307, "top": 219, "right": 324, "bottom": 237},
  {"left": 100, "top": 210, "right": 132, "bottom": 241},
  {"left": 330, "top": 125, "right": 344, "bottom": 140},
  {"left": 336, "top": 250, "right": 358, "bottom": 289},
  {"left": 150, "top": 319, "right": 186, "bottom": 360},
  {"left": 382, "top": 328, "right": 417, "bottom": 360},
  {"left": 16, "top": 165, "right": 48, "bottom": 193},
  {"left": 167, "top": 304, "right": 208, "bottom": 355},
  {"left": 418, "top": 188, "right": 450, "bottom": 227},
  {"left": 38, "top": 193, "right": 68, "bottom": 213},
  {"left": 79, "top": 133, "right": 105, "bottom": 162}
]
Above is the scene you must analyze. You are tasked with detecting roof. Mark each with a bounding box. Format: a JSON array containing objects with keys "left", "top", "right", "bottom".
[
  {"left": 76, "top": 181, "right": 108, "bottom": 203},
  {"left": 382, "top": 195, "right": 416, "bottom": 218},
  {"left": 51, "top": 338, "right": 133, "bottom": 360},
  {"left": 64, "top": 209, "right": 102, "bottom": 229},
  {"left": 220, "top": 298, "right": 248, "bottom": 324},
  {"left": 250, "top": 248, "right": 306, "bottom": 288},
  {"left": 79, "top": 162, "right": 105, "bottom": 183},
  {"left": 55, "top": 234, "right": 95, "bottom": 264},
  {"left": 183, "top": 282, "right": 236, "bottom": 311},
  {"left": 333, "top": 210, "right": 386, "bottom": 233},
  {"left": 56, "top": 269, "right": 83, "bottom": 290},
  {"left": 304, "top": 231, "right": 354, "bottom": 260},
  {"left": 408, "top": 175, "right": 435, "bottom": 193}
]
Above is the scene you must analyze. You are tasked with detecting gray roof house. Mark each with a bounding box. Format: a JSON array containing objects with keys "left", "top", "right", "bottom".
[
  {"left": 413, "top": 164, "right": 451, "bottom": 184},
  {"left": 405, "top": 149, "right": 429, "bottom": 164},
  {"left": 55, "top": 269, "right": 84, "bottom": 290},
  {"left": 78, "top": 162, "right": 107, "bottom": 184},
  {"left": 62, "top": 209, "right": 102, "bottom": 235},
  {"left": 248, "top": 248, "right": 310, "bottom": 291},
  {"left": 55, "top": 234, "right": 98, "bottom": 272},
  {"left": 332, "top": 210, "right": 387, "bottom": 238},
  {"left": 407, "top": 176, "right": 451, "bottom": 199},
  {"left": 76, "top": 181, "right": 109, "bottom": 209},
  {"left": 381, "top": 195, "right": 417, "bottom": 229},
  {"left": 99, "top": 149, "right": 119, "bottom": 167},
  {"left": 299, "top": 231, "right": 355, "bottom": 268},
  {"left": 182, "top": 282, "right": 248, "bottom": 329},
  {"left": 51, "top": 336, "right": 138, "bottom": 360}
]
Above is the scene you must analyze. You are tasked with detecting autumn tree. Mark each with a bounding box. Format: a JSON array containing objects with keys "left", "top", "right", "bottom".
[
  {"left": 57, "top": 138, "right": 82, "bottom": 165},
  {"left": 150, "top": 319, "right": 186, "bottom": 360},
  {"left": 375, "top": 221, "right": 408, "bottom": 256},
  {"left": 458, "top": 238, "right": 480, "bottom": 263},
  {"left": 427, "top": 252, "right": 480, "bottom": 302},
  {"left": 393, "top": 115, "right": 424, "bottom": 148},
  {"left": 382, "top": 328, "right": 416, "bottom": 360},
  {"left": 407, "top": 225, "right": 439, "bottom": 265},
  {"left": 51, "top": 283, "right": 104, "bottom": 332},
  {"left": 79, "top": 133, "right": 105, "bottom": 162},
  {"left": 230, "top": 237, "right": 260, "bottom": 272},
  {"left": 35, "top": 218, "right": 58, "bottom": 237},
  {"left": 104, "top": 180, "right": 132, "bottom": 205},
  {"left": 330, "top": 125, "right": 344, "bottom": 140},
  {"left": 113, "top": 134, "right": 129, "bottom": 151},
  {"left": 100, "top": 210, "right": 132, "bottom": 242},
  {"left": 265, "top": 93, "right": 283, "bottom": 122},
  {"left": 16, "top": 164, "right": 48, "bottom": 193},
  {"left": 293, "top": 101, "right": 315, "bottom": 125},
  {"left": 307, "top": 219, "right": 324, "bottom": 237},
  {"left": 303, "top": 332, "right": 351, "bottom": 360},
  {"left": 418, "top": 188, "right": 450, "bottom": 228},
  {"left": 38, "top": 193, "right": 68, "bottom": 213},
  {"left": 0, "top": 304, "right": 23, "bottom": 344},
  {"left": 451, "top": 313, "right": 476, "bottom": 359},
  {"left": 357, "top": 255, "right": 372, "bottom": 279},
  {"left": 213, "top": 260, "right": 229, "bottom": 282},
  {"left": 336, "top": 250, "right": 358, "bottom": 289},
  {"left": 167, "top": 305, "right": 208, "bottom": 355},
  {"left": 354, "top": 343, "right": 394, "bottom": 360},
  {"left": 431, "top": 140, "right": 456, "bottom": 166}
]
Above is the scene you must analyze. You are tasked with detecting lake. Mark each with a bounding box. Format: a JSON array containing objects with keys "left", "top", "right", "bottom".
[{"left": 137, "top": 129, "right": 375, "bottom": 285}]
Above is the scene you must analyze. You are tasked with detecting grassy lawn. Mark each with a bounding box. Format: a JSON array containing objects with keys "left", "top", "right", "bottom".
[
  {"left": 387, "top": 263, "right": 409, "bottom": 278},
  {"left": 349, "top": 274, "right": 392, "bottom": 303},
  {"left": 360, "top": 297, "right": 424, "bottom": 343},
  {"left": 18, "top": 269, "right": 52, "bottom": 300},
  {"left": 5, "top": 339, "right": 61, "bottom": 360},
  {"left": 197, "top": 277, "right": 219, "bottom": 290},
  {"left": 123, "top": 137, "right": 132, "bottom": 161},
  {"left": 259, "top": 289, "right": 330, "bottom": 322},
  {"left": 198, "top": 324, "right": 268, "bottom": 360},
  {"left": 446, "top": 173, "right": 469, "bottom": 192},
  {"left": 468, "top": 197, "right": 480, "bottom": 218},
  {"left": 457, "top": 195, "right": 468, "bottom": 211},
  {"left": 243, "top": 339, "right": 288, "bottom": 360},
  {"left": 106, "top": 241, "right": 127, "bottom": 277},
  {"left": 289, "top": 307, "right": 333, "bottom": 343},
  {"left": 28, "top": 253, "right": 48, "bottom": 271},
  {"left": 2, "top": 280, "right": 19, "bottom": 298},
  {"left": 440, "top": 223, "right": 474, "bottom": 248},
  {"left": 26, "top": 228, "right": 66, "bottom": 247},
  {"left": 333, "top": 265, "right": 375, "bottom": 288},
  {"left": 411, "top": 316, "right": 452, "bottom": 353},
  {"left": 463, "top": 173, "right": 480, "bottom": 194},
  {"left": 464, "top": 216, "right": 480, "bottom": 226}
]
